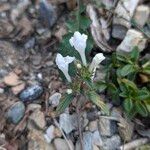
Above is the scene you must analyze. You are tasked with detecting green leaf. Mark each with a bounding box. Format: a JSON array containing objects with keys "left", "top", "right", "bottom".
[
  {"left": 87, "top": 91, "right": 109, "bottom": 115},
  {"left": 107, "top": 83, "right": 118, "bottom": 94},
  {"left": 119, "top": 92, "right": 128, "bottom": 98},
  {"left": 66, "top": 20, "right": 78, "bottom": 32},
  {"left": 117, "top": 78, "right": 128, "bottom": 93},
  {"left": 142, "top": 62, "right": 150, "bottom": 75},
  {"left": 84, "top": 79, "right": 95, "bottom": 90},
  {"left": 120, "top": 64, "right": 135, "bottom": 77},
  {"left": 95, "top": 81, "right": 107, "bottom": 92},
  {"left": 123, "top": 98, "right": 133, "bottom": 112},
  {"left": 121, "top": 79, "right": 138, "bottom": 91},
  {"left": 145, "top": 103, "right": 150, "bottom": 113},
  {"left": 130, "top": 46, "right": 140, "bottom": 62},
  {"left": 116, "top": 68, "right": 122, "bottom": 77},
  {"left": 56, "top": 94, "right": 74, "bottom": 114},
  {"left": 136, "top": 88, "right": 150, "bottom": 100},
  {"left": 80, "top": 16, "right": 91, "bottom": 31},
  {"left": 135, "top": 102, "right": 148, "bottom": 117},
  {"left": 116, "top": 52, "right": 128, "bottom": 63}
]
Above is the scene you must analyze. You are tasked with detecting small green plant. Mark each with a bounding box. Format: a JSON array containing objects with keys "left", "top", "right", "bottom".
[
  {"left": 55, "top": 32, "right": 109, "bottom": 115},
  {"left": 55, "top": 2, "right": 109, "bottom": 115},
  {"left": 103, "top": 47, "right": 150, "bottom": 118}
]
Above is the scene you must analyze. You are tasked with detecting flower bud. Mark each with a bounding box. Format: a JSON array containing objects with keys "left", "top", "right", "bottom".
[
  {"left": 66, "top": 89, "right": 73, "bottom": 94},
  {"left": 76, "top": 63, "right": 82, "bottom": 69},
  {"left": 89, "top": 53, "right": 105, "bottom": 72}
]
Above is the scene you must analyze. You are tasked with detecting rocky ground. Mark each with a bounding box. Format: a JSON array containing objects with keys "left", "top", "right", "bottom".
[{"left": 0, "top": 0, "right": 150, "bottom": 150}]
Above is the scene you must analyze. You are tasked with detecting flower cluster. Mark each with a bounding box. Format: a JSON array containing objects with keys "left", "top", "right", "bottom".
[{"left": 55, "top": 31, "right": 105, "bottom": 82}]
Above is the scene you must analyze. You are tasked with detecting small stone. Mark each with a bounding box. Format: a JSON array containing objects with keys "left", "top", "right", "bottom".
[
  {"left": 75, "top": 132, "right": 94, "bottom": 150},
  {"left": 118, "top": 119, "right": 134, "bottom": 142},
  {"left": 88, "top": 120, "right": 98, "bottom": 132},
  {"left": 27, "top": 104, "right": 41, "bottom": 111},
  {"left": 49, "top": 92, "right": 61, "bottom": 107},
  {"left": 0, "top": 88, "right": 4, "bottom": 94},
  {"left": 59, "top": 113, "right": 77, "bottom": 134},
  {"left": 44, "top": 125, "right": 55, "bottom": 143},
  {"left": 54, "top": 127, "right": 62, "bottom": 138},
  {"left": 37, "top": 73, "right": 43, "bottom": 80},
  {"left": 83, "top": 132, "right": 93, "bottom": 150},
  {"left": 99, "top": 117, "right": 117, "bottom": 137},
  {"left": 111, "top": 107, "right": 122, "bottom": 118},
  {"left": 117, "top": 29, "right": 147, "bottom": 52},
  {"left": 28, "top": 130, "right": 55, "bottom": 150},
  {"left": 24, "top": 37, "right": 35, "bottom": 49},
  {"left": 101, "top": 0, "right": 115, "bottom": 9},
  {"left": 75, "top": 131, "right": 102, "bottom": 150},
  {"left": 39, "top": 1, "right": 57, "bottom": 28},
  {"left": 93, "top": 145, "right": 100, "bottom": 150},
  {"left": 112, "top": 0, "right": 139, "bottom": 40},
  {"left": 93, "top": 130, "right": 103, "bottom": 147},
  {"left": 102, "top": 135, "right": 121, "bottom": 150},
  {"left": 32, "top": 55, "right": 42, "bottom": 66},
  {"left": 3, "top": 72, "right": 22, "bottom": 86},
  {"left": 134, "top": 5, "right": 150, "bottom": 27},
  {"left": 55, "top": 26, "right": 67, "bottom": 41},
  {"left": 11, "top": 82, "right": 26, "bottom": 95},
  {"left": 36, "top": 27, "right": 45, "bottom": 35},
  {"left": 28, "top": 109, "right": 46, "bottom": 130},
  {"left": 112, "top": 25, "right": 128, "bottom": 40},
  {"left": 19, "top": 84, "right": 43, "bottom": 102},
  {"left": 53, "top": 138, "right": 72, "bottom": 150},
  {"left": 6, "top": 102, "right": 25, "bottom": 124}
]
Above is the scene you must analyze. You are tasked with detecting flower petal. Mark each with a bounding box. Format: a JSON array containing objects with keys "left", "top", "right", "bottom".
[
  {"left": 82, "top": 34, "right": 88, "bottom": 41},
  {"left": 69, "top": 37, "right": 74, "bottom": 47},
  {"left": 55, "top": 53, "right": 75, "bottom": 82}
]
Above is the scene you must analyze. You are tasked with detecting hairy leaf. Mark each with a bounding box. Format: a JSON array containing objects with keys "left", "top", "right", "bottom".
[
  {"left": 95, "top": 81, "right": 107, "bottom": 92},
  {"left": 56, "top": 94, "right": 74, "bottom": 114},
  {"left": 130, "top": 46, "right": 139, "bottom": 62},
  {"left": 80, "top": 16, "right": 91, "bottom": 31},
  {"left": 121, "top": 79, "right": 138, "bottom": 91},
  {"left": 87, "top": 91, "right": 109, "bottom": 115},
  {"left": 136, "top": 88, "right": 150, "bottom": 100},
  {"left": 135, "top": 102, "right": 148, "bottom": 117},
  {"left": 124, "top": 98, "right": 133, "bottom": 112},
  {"left": 120, "top": 64, "right": 135, "bottom": 77}
]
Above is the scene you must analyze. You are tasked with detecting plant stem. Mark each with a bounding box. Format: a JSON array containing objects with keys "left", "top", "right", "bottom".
[
  {"left": 76, "top": 94, "right": 84, "bottom": 150},
  {"left": 53, "top": 118, "right": 74, "bottom": 150},
  {"left": 77, "top": 0, "right": 81, "bottom": 30}
]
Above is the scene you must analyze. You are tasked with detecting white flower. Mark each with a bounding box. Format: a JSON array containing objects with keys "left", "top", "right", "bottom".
[
  {"left": 89, "top": 53, "right": 105, "bottom": 72},
  {"left": 56, "top": 53, "right": 75, "bottom": 82},
  {"left": 66, "top": 89, "right": 73, "bottom": 94},
  {"left": 69, "top": 31, "right": 88, "bottom": 66}
]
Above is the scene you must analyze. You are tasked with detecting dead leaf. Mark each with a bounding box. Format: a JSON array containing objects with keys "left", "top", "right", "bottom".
[{"left": 87, "top": 4, "right": 112, "bottom": 52}]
